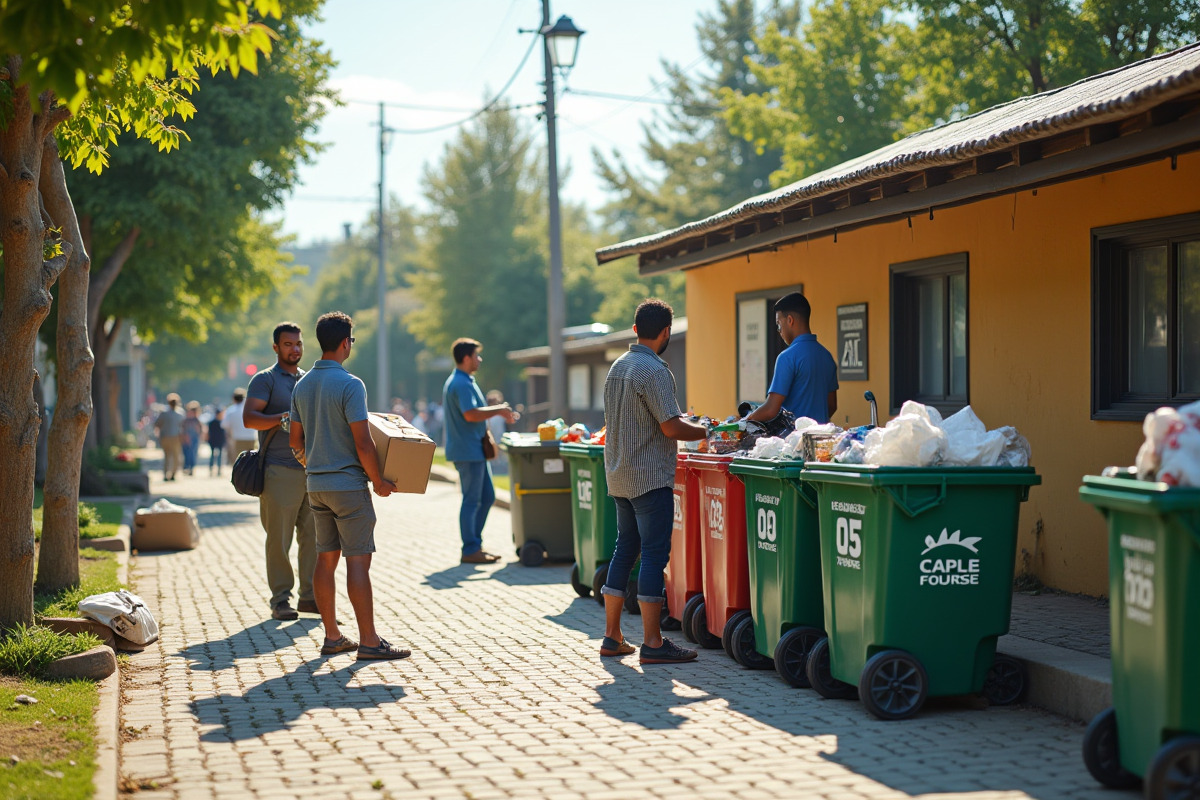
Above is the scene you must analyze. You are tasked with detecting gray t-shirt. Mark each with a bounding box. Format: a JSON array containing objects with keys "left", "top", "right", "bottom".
[
  {"left": 155, "top": 408, "right": 184, "bottom": 438},
  {"left": 290, "top": 359, "right": 369, "bottom": 492},
  {"left": 247, "top": 363, "right": 305, "bottom": 468}
]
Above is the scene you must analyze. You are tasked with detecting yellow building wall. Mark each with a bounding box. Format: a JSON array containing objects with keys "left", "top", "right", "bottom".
[{"left": 685, "top": 151, "right": 1200, "bottom": 596}]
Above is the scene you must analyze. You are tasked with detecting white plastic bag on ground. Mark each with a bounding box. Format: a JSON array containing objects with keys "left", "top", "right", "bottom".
[
  {"left": 78, "top": 589, "right": 160, "bottom": 645},
  {"left": 1137, "top": 401, "right": 1200, "bottom": 486},
  {"left": 864, "top": 402, "right": 948, "bottom": 466},
  {"left": 939, "top": 406, "right": 1006, "bottom": 467}
]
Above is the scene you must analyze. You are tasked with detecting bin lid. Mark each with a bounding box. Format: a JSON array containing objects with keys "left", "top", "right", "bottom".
[
  {"left": 499, "top": 432, "right": 561, "bottom": 452},
  {"left": 684, "top": 452, "right": 739, "bottom": 472},
  {"left": 560, "top": 442, "right": 605, "bottom": 457},
  {"left": 1080, "top": 473, "right": 1200, "bottom": 512},
  {"left": 728, "top": 457, "right": 805, "bottom": 479},
  {"left": 801, "top": 462, "right": 1041, "bottom": 487}
]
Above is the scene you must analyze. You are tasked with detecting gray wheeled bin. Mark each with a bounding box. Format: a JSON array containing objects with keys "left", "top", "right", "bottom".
[{"left": 500, "top": 433, "right": 574, "bottom": 567}]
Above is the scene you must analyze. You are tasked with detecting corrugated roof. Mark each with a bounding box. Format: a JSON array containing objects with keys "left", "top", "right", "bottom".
[{"left": 596, "top": 41, "right": 1200, "bottom": 264}]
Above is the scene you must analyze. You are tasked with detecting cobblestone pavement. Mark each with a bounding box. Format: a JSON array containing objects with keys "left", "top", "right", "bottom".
[
  {"left": 1008, "top": 593, "right": 1110, "bottom": 659},
  {"left": 119, "top": 463, "right": 1133, "bottom": 800}
]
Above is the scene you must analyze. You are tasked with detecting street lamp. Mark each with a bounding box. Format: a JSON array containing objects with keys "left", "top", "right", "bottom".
[{"left": 540, "top": 5, "right": 583, "bottom": 421}]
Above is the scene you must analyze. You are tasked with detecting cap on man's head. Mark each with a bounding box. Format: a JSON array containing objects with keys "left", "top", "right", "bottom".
[{"left": 233, "top": 388, "right": 246, "bottom": 401}]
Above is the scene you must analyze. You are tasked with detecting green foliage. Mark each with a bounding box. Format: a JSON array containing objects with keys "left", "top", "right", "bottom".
[
  {"left": 35, "top": 549, "right": 122, "bottom": 620},
  {"left": 406, "top": 105, "right": 549, "bottom": 390},
  {"left": 32, "top": 501, "right": 120, "bottom": 543},
  {"left": 311, "top": 203, "right": 422, "bottom": 319},
  {"left": 0, "top": 625, "right": 103, "bottom": 677},
  {"left": 0, "top": 677, "right": 98, "bottom": 799},
  {"left": 594, "top": 0, "right": 799, "bottom": 241}
]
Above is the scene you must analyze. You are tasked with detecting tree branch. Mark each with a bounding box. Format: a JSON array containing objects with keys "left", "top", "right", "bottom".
[
  {"left": 106, "top": 316, "right": 124, "bottom": 347},
  {"left": 87, "top": 226, "right": 140, "bottom": 333}
]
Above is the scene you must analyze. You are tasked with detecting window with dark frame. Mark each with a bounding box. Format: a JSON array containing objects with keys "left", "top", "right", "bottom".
[
  {"left": 890, "top": 253, "right": 969, "bottom": 416},
  {"left": 1092, "top": 213, "right": 1200, "bottom": 421},
  {"left": 736, "top": 285, "right": 803, "bottom": 405}
]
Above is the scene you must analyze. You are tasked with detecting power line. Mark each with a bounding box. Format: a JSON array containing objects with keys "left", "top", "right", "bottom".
[{"left": 564, "top": 87, "right": 722, "bottom": 112}]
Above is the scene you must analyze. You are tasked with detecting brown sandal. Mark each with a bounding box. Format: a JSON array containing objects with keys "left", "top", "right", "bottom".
[
  {"left": 320, "top": 635, "right": 358, "bottom": 655},
  {"left": 600, "top": 637, "right": 636, "bottom": 657}
]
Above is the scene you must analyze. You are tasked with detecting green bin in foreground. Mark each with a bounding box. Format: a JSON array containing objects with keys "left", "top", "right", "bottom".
[
  {"left": 499, "top": 433, "right": 573, "bottom": 568},
  {"left": 1079, "top": 474, "right": 1200, "bottom": 798},
  {"left": 801, "top": 464, "right": 1040, "bottom": 720},
  {"left": 729, "top": 457, "right": 825, "bottom": 685}
]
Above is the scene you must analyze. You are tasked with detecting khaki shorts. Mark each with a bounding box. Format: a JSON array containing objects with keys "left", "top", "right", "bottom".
[{"left": 308, "top": 489, "right": 376, "bottom": 557}]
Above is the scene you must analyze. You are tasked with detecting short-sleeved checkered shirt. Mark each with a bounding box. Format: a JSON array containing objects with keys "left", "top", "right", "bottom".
[{"left": 603, "top": 343, "right": 682, "bottom": 499}]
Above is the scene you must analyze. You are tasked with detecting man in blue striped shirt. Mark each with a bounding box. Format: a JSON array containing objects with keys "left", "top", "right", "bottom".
[{"left": 600, "top": 299, "right": 708, "bottom": 664}]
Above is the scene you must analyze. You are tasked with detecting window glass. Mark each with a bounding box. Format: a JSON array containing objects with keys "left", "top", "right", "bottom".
[
  {"left": 1179, "top": 242, "right": 1200, "bottom": 394},
  {"left": 568, "top": 364, "right": 590, "bottom": 410},
  {"left": 950, "top": 272, "right": 968, "bottom": 397},
  {"left": 592, "top": 364, "right": 608, "bottom": 410},
  {"left": 917, "top": 276, "right": 945, "bottom": 397},
  {"left": 1127, "top": 245, "right": 1169, "bottom": 396}
]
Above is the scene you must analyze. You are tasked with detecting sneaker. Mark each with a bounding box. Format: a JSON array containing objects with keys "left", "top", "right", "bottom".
[
  {"left": 271, "top": 604, "right": 299, "bottom": 621},
  {"left": 600, "top": 636, "right": 636, "bottom": 657},
  {"left": 460, "top": 551, "right": 501, "bottom": 564},
  {"left": 639, "top": 638, "right": 698, "bottom": 665},
  {"left": 356, "top": 637, "right": 411, "bottom": 661},
  {"left": 296, "top": 599, "right": 319, "bottom": 614}
]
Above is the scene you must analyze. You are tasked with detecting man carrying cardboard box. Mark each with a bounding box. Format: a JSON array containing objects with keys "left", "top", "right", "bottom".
[{"left": 289, "top": 311, "right": 410, "bottom": 662}]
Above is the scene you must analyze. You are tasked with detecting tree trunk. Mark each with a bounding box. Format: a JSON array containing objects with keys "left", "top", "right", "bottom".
[
  {"left": 37, "top": 135, "right": 93, "bottom": 596},
  {"left": 0, "top": 59, "right": 70, "bottom": 630},
  {"left": 85, "top": 228, "right": 139, "bottom": 450}
]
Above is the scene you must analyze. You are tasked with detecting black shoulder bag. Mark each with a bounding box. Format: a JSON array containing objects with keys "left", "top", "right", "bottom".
[{"left": 230, "top": 373, "right": 281, "bottom": 497}]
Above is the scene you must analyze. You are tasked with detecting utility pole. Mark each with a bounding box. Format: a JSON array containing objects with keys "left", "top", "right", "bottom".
[
  {"left": 542, "top": 0, "right": 567, "bottom": 421},
  {"left": 376, "top": 101, "right": 390, "bottom": 412}
]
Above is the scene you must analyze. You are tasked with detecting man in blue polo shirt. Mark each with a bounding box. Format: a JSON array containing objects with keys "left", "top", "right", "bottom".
[{"left": 746, "top": 292, "right": 839, "bottom": 425}]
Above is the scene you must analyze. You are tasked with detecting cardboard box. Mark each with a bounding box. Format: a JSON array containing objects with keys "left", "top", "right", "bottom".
[
  {"left": 133, "top": 508, "right": 200, "bottom": 551},
  {"left": 368, "top": 412, "right": 436, "bottom": 493}
]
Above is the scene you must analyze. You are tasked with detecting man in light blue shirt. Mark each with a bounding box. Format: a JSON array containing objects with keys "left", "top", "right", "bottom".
[
  {"left": 289, "top": 311, "right": 409, "bottom": 662},
  {"left": 443, "top": 338, "right": 518, "bottom": 564},
  {"left": 747, "top": 292, "right": 839, "bottom": 425}
]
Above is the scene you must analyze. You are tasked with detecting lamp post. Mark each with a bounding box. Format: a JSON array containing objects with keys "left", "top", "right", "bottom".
[{"left": 540, "top": 5, "right": 583, "bottom": 421}]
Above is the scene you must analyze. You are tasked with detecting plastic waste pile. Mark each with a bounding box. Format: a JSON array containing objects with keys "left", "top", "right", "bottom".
[
  {"left": 537, "top": 418, "right": 595, "bottom": 443},
  {"left": 1134, "top": 399, "right": 1200, "bottom": 486}
]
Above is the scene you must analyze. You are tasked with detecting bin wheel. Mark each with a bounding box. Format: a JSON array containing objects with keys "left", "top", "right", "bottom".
[
  {"left": 982, "top": 653, "right": 1027, "bottom": 706},
  {"left": 592, "top": 564, "right": 609, "bottom": 607},
  {"left": 729, "top": 614, "right": 773, "bottom": 670},
  {"left": 519, "top": 541, "right": 546, "bottom": 567},
  {"left": 859, "top": 649, "right": 929, "bottom": 721},
  {"left": 569, "top": 563, "right": 591, "bottom": 598},
  {"left": 722, "top": 610, "right": 750, "bottom": 659},
  {"left": 774, "top": 626, "right": 824, "bottom": 689},
  {"left": 804, "top": 637, "right": 857, "bottom": 700},
  {"left": 681, "top": 595, "right": 705, "bottom": 644},
  {"left": 1082, "top": 708, "right": 1141, "bottom": 790},
  {"left": 688, "top": 600, "right": 722, "bottom": 649},
  {"left": 1146, "top": 735, "right": 1200, "bottom": 800}
]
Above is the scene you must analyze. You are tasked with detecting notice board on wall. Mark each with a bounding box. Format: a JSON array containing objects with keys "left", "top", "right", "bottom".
[{"left": 837, "top": 303, "right": 868, "bottom": 381}]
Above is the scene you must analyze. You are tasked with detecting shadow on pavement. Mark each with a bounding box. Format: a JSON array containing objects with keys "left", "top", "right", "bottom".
[
  {"left": 421, "top": 562, "right": 491, "bottom": 590},
  {"left": 486, "top": 561, "right": 575, "bottom": 587},
  {"left": 190, "top": 658, "right": 407, "bottom": 742},
  {"left": 173, "top": 618, "right": 323, "bottom": 672},
  {"left": 593, "top": 657, "right": 709, "bottom": 731},
  {"left": 146, "top": 493, "right": 260, "bottom": 527}
]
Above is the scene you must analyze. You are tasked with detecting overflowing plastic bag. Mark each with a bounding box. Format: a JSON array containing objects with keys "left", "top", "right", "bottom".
[
  {"left": 1135, "top": 400, "right": 1200, "bottom": 485},
  {"left": 863, "top": 401, "right": 948, "bottom": 467},
  {"left": 939, "top": 406, "right": 1006, "bottom": 466}
]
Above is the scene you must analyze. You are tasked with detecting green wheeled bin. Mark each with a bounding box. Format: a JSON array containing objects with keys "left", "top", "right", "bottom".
[
  {"left": 560, "top": 442, "right": 641, "bottom": 614},
  {"left": 729, "top": 457, "right": 825, "bottom": 684},
  {"left": 499, "top": 433, "right": 574, "bottom": 570},
  {"left": 1079, "top": 474, "right": 1200, "bottom": 799},
  {"left": 801, "top": 463, "right": 1041, "bottom": 720}
]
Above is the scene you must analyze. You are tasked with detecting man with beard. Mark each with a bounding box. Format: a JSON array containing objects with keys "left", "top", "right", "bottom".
[
  {"left": 598, "top": 299, "right": 708, "bottom": 664},
  {"left": 245, "top": 321, "right": 317, "bottom": 621}
]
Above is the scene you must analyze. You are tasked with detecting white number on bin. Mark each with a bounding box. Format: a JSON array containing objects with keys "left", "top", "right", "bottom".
[
  {"left": 708, "top": 499, "right": 725, "bottom": 538},
  {"left": 756, "top": 509, "right": 777, "bottom": 542},
  {"left": 578, "top": 479, "right": 593, "bottom": 507},
  {"left": 836, "top": 517, "right": 862, "bottom": 558}
]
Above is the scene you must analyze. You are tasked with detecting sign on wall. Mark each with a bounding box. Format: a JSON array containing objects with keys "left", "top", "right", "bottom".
[
  {"left": 837, "top": 303, "right": 868, "bottom": 381},
  {"left": 738, "top": 297, "right": 768, "bottom": 402}
]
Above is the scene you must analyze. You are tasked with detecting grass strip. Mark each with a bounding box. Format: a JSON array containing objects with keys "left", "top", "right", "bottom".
[
  {"left": 35, "top": 549, "right": 122, "bottom": 620},
  {"left": 0, "top": 675, "right": 99, "bottom": 800}
]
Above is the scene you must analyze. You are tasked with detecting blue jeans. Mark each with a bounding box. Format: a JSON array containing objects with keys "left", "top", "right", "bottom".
[
  {"left": 182, "top": 438, "right": 199, "bottom": 471},
  {"left": 601, "top": 486, "right": 673, "bottom": 603},
  {"left": 454, "top": 461, "right": 495, "bottom": 556}
]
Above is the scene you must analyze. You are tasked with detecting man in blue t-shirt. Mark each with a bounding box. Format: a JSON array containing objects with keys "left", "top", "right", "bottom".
[
  {"left": 443, "top": 338, "right": 518, "bottom": 564},
  {"left": 746, "top": 292, "right": 839, "bottom": 425}
]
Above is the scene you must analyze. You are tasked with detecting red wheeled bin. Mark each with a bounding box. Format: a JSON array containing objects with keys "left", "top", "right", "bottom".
[
  {"left": 687, "top": 453, "right": 754, "bottom": 657},
  {"left": 666, "top": 454, "right": 702, "bottom": 634}
]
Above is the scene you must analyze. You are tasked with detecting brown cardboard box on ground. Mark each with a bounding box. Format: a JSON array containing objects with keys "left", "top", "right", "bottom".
[
  {"left": 368, "top": 412, "right": 436, "bottom": 493},
  {"left": 133, "top": 504, "right": 200, "bottom": 551}
]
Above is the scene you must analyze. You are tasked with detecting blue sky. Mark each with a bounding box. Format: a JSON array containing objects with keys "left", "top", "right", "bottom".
[{"left": 272, "top": 0, "right": 718, "bottom": 246}]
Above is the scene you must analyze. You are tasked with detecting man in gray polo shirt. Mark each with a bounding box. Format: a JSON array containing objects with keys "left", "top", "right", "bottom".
[
  {"left": 600, "top": 299, "right": 708, "bottom": 664},
  {"left": 245, "top": 321, "right": 315, "bottom": 621},
  {"left": 289, "top": 311, "right": 410, "bottom": 662}
]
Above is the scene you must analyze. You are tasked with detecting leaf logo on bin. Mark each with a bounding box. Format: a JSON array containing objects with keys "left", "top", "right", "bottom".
[{"left": 921, "top": 528, "right": 981, "bottom": 555}]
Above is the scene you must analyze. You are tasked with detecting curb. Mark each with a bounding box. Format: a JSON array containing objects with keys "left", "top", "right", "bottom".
[
  {"left": 93, "top": 667, "right": 120, "bottom": 800},
  {"left": 82, "top": 495, "right": 142, "bottom": 553},
  {"left": 997, "top": 633, "right": 1111, "bottom": 723}
]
